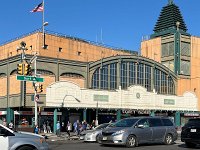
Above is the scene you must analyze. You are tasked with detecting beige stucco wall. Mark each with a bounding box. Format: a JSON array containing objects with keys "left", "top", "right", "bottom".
[{"left": 46, "top": 81, "right": 198, "bottom": 111}]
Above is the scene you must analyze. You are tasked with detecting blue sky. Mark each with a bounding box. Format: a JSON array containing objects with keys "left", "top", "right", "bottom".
[{"left": 1, "top": 0, "right": 200, "bottom": 51}]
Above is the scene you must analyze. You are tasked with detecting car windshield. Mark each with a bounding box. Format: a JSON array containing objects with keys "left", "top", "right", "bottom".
[
  {"left": 186, "top": 119, "right": 200, "bottom": 126},
  {"left": 113, "top": 118, "right": 139, "bottom": 127},
  {"left": 95, "top": 123, "right": 109, "bottom": 130}
]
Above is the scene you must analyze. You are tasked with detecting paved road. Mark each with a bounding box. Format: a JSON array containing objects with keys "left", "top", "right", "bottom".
[{"left": 48, "top": 140, "right": 199, "bottom": 150}]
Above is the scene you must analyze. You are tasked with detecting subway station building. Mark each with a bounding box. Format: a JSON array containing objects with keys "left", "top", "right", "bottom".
[{"left": 0, "top": 1, "right": 200, "bottom": 130}]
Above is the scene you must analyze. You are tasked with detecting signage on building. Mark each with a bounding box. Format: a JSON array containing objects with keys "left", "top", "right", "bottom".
[
  {"left": 93, "top": 94, "right": 109, "bottom": 102},
  {"left": 0, "top": 111, "right": 7, "bottom": 115},
  {"left": 17, "top": 111, "right": 62, "bottom": 116},
  {"left": 164, "top": 99, "right": 175, "bottom": 105},
  {"left": 41, "top": 112, "right": 62, "bottom": 116},
  {"left": 184, "top": 113, "right": 199, "bottom": 117}
]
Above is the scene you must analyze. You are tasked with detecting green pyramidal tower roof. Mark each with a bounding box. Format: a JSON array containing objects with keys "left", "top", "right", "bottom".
[{"left": 153, "top": 0, "right": 187, "bottom": 34}]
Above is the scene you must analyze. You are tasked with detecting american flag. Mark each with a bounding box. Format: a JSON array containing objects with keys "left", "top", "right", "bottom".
[{"left": 31, "top": 3, "right": 44, "bottom": 12}]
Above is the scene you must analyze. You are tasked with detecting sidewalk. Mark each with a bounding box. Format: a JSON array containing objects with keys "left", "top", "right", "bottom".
[{"left": 40, "top": 132, "right": 79, "bottom": 141}]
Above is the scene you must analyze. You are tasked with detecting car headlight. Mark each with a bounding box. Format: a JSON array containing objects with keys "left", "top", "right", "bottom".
[{"left": 112, "top": 130, "right": 125, "bottom": 136}]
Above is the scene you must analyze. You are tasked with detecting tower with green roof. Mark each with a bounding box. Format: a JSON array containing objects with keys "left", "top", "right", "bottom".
[{"left": 151, "top": 0, "right": 191, "bottom": 76}]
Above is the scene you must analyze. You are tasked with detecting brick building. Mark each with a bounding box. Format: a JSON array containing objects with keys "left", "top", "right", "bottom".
[{"left": 0, "top": 1, "right": 199, "bottom": 130}]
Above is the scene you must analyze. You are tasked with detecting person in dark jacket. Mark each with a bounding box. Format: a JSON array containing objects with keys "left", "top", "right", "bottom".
[{"left": 33, "top": 125, "right": 39, "bottom": 134}]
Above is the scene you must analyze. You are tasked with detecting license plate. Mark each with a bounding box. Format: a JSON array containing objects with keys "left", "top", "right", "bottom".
[
  {"left": 103, "top": 137, "right": 107, "bottom": 140},
  {"left": 190, "top": 129, "right": 196, "bottom": 132}
]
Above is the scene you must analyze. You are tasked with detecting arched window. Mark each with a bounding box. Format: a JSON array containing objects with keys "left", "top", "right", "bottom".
[
  {"left": 145, "top": 65, "right": 151, "bottom": 91},
  {"left": 160, "top": 71, "right": 167, "bottom": 94},
  {"left": 91, "top": 60, "right": 175, "bottom": 95},
  {"left": 154, "top": 69, "right": 161, "bottom": 93},
  {"left": 110, "top": 63, "right": 117, "bottom": 90},
  {"left": 121, "top": 62, "right": 127, "bottom": 89},
  {"left": 137, "top": 63, "right": 144, "bottom": 86},
  {"left": 92, "top": 68, "right": 100, "bottom": 89},
  {"left": 129, "top": 62, "right": 136, "bottom": 86},
  {"left": 168, "top": 76, "right": 175, "bottom": 94},
  {"left": 100, "top": 65, "right": 108, "bottom": 89}
]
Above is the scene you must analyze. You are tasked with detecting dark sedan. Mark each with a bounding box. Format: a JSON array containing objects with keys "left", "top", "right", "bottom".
[{"left": 181, "top": 118, "right": 200, "bottom": 148}]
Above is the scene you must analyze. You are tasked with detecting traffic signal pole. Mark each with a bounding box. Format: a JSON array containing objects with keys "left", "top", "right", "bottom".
[
  {"left": 34, "top": 56, "right": 38, "bottom": 126},
  {"left": 17, "top": 41, "right": 40, "bottom": 126}
]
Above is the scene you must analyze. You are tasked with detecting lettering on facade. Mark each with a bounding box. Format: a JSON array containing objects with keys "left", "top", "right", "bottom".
[
  {"left": 93, "top": 94, "right": 109, "bottom": 102},
  {"left": 164, "top": 99, "right": 175, "bottom": 105},
  {"left": 184, "top": 113, "right": 199, "bottom": 117}
]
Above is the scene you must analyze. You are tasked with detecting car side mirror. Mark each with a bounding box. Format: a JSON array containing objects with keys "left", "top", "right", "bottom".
[{"left": 137, "top": 124, "right": 144, "bottom": 128}]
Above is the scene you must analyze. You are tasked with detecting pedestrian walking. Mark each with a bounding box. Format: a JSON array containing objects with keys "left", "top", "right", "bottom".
[
  {"left": 34, "top": 125, "right": 39, "bottom": 134},
  {"left": 8, "top": 121, "right": 14, "bottom": 130},
  {"left": 73, "top": 121, "right": 77, "bottom": 133},
  {"left": 56, "top": 121, "right": 60, "bottom": 137},
  {"left": 43, "top": 122, "right": 47, "bottom": 133},
  {"left": 2, "top": 118, "right": 7, "bottom": 127},
  {"left": 47, "top": 121, "right": 51, "bottom": 133},
  {"left": 66, "top": 121, "right": 71, "bottom": 137},
  {"left": 91, "top": 120, "right": 95, "bottom": 129},
  {"left": 82, "top": 120, "right": 87, "bottom": 131}
]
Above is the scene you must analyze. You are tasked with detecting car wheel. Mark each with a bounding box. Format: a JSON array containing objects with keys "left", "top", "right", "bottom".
[
  {"left": 164, "top": 134, "right": 173, "bottom": 145},
  {"left": 17, "top": 146, "right": 36, "bottom": 150},
  {"left": 126, "top": 135, "right": 137, "bottom": 148},
  {"left": 96, "top": 134, "right": 100, "bottom": 143},
  {"left": 185, "top": 142, "right": 196, "bottom": 148}
]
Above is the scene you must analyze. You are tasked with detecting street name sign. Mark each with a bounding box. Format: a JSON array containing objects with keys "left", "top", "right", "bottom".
[{"left": 17, "top": 75, "right": 44, "bottom": 82}]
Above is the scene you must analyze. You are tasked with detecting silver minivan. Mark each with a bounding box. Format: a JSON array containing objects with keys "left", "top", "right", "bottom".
[
  {"left": 99, "top": 117, "right": 178, "bottom": 147},
  {"left": 0, "top": 124, "right": 49, "bottom": 150}
]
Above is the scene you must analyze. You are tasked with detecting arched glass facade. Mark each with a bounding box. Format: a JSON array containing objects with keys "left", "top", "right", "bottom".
[{"left": 91, "top": 59, "right": 176, "bottom": 95}]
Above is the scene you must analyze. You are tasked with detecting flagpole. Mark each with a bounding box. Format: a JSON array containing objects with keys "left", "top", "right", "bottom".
[{"left": 42, "top": 0, "right": 45, "bottom": 48}]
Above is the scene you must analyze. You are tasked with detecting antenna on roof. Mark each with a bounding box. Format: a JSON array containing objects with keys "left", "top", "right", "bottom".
[
  {"left": 168, "top": 0, "right": 173, "bottom": 5},
  {"left": 100, "top": 28, "right": 104, "bottom": 44}
]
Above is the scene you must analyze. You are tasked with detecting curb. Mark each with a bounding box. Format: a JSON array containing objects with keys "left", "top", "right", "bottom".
[{"left": 41, "top": 133, "right": 80, "bottom": 141}]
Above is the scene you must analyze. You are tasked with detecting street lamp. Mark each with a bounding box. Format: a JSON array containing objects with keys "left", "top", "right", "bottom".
[
  {"left": 61, "top": 95, "right": 80, "bottom": 107},
  {"left": 43, "top": 22, "right": 48, "bottom": 26},
  {"left": 54, "top": 94, "right": 80, "bottom": 133},
  {"left": 42, "top": 21, "right": 49, "bottom": 49},
  {"left": 96, "top": 100, "right": 98, "bottom": 126}
]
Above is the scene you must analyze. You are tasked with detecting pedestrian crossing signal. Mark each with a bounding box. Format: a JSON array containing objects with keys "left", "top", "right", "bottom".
[{"left": 39, "top": 84, "right": 43, "bottom": 92}]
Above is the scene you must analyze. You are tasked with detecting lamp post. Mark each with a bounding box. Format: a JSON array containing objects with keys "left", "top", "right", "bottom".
[
  {"left": 42, "top": 21, "right": 48, "bottom": 48},
  {"left": 53, "top": 94, "right": 80, "bottom": 133},
  {"left": 61, "top": 95, "right": 80, "bottom": 107},
  {"left": 96, "top": 100, "right": 98, "bottom": 126}
]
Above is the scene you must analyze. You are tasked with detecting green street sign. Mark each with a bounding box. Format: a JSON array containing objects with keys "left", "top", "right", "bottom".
[{"left": 17, "top": 75, "right": 44, "bottom": 82}]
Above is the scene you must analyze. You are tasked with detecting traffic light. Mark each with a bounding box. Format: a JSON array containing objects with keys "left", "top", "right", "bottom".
[
  {"left": 39, "top": 84, "right": 43, "bottom": 92},
  {"left": 24, "top": 64, "right": 31, "bottom": 75},
  {"left": 17, "top": 64, "right": 24, "bottom": 75}
]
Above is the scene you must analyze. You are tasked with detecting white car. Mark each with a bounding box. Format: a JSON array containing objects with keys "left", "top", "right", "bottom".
[
  {"left": 0, "top": 124, "right": 49, "bottom": 150},
  {"left": 79, "top": 123, "right": 111, "bottom": 142}
]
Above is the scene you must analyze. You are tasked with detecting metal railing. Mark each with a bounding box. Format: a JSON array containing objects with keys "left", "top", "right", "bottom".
[{"left": 0, "top": 28, "right": 138, "bottom": 55}]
